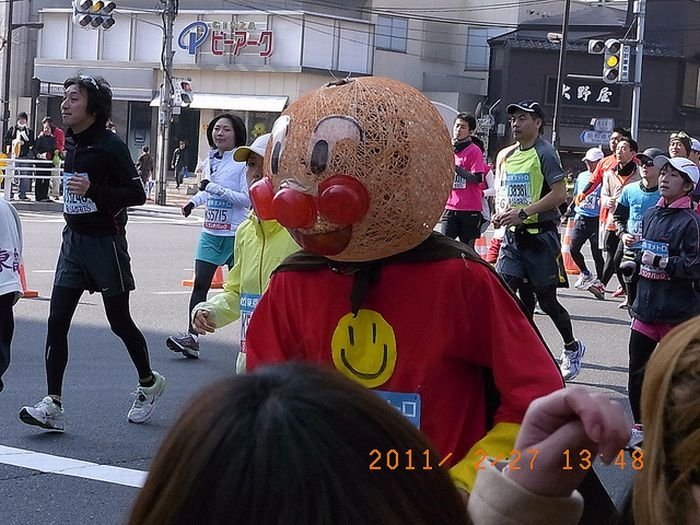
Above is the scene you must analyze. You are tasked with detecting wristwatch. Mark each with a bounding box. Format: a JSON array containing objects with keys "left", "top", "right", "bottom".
[{"left": 518, "top": 208, "right": 529, "bottom": 221}]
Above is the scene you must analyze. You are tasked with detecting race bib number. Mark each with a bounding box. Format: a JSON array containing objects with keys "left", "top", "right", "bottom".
[
  {"left": 640, "top": 239, "right": 670, "bottom": 280},
  {"left": 452, "top": 171, "right": 467, "bottom": 189},
  {"left": 63, "top": 172, "right": 97, "bottom": 215},
  {"left": 580, "top": 193, "right": 598, "bottom": 210},
  {"left": 374, "top": 390, "right": 421, "bottom": 428},
  {"left": 204, "top": 197, "right": 233, "bottom": 231},
  {"left": 504, "top": 173, "right": 531, "bottom": 207},
  {"left": 239, "top": 293, "right": 261, "bottom": 355}
]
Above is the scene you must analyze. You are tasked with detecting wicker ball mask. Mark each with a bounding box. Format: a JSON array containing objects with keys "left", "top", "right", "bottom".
[{"left": 250, "top": 76, "right": 453, "bottom": 262}]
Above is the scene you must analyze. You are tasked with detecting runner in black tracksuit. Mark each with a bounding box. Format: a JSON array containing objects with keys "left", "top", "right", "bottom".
[{"left": 19, "top": 75, "right": 165, "bottom": 431}]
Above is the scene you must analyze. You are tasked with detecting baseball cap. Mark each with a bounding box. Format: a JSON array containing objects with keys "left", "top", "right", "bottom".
[
  {"left": 506, "top": 100, "right": 546, "bottom": 120},
  {"left": 653, "top": 155, "right": 700, "bottom": 185},
  {"left": 17, "top": 112, "right": 28, "bottom": 121},
  {"left": 636, "top": 147, "right": 665, "bottom": 164},
  {"left": 691, "top": 137, "right": 700, "bottom": 153},
  {"left": 582, "top": 148, "right": 604, "bottom": 163},
  {"left": 233, "top": 133, "right": 270, "bottom": 163}
]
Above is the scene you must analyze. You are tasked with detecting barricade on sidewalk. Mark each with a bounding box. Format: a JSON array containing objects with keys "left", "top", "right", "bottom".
[
  {"left": 1, "top": 158, "right": 62, "bottom": 201},
  {"left": 181, "top": 266, "right": 226, "bottom": 289},
  {"left": 19, "top": 263, "right": 39, "bottom": 298},
  {"left": 561, "top": 218, "right": 580, "bottom": 275}
]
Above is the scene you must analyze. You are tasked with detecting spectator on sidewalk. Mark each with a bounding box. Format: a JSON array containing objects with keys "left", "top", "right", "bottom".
[
  {"left": 171, "top": 140, "right": 189, "bottom": 189},
  {"left": 3, "top": 112, "right": 35, "bottom": 200},
  {"left": 33, "top": 120, "right": 59, "bottom": 202},
  {"left": 136, "top": 146, "right": 154, "bottom": 200}
]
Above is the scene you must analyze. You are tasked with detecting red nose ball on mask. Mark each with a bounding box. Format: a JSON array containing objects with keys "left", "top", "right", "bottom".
[
  {"left": 249, "top": 178, "right": 276, "bottom": 220},
  {"left": 318, "top": 175, "right": 370, "bottom": 226},
  {"left": 272, "top": 188, "right": 317, "bottom": 229}
]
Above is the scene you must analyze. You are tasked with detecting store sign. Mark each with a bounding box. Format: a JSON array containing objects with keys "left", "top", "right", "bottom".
[
  {"left": 178, "top": 21, "right": 273, "bottom": 57},
  {"left": 546, "top": 77, "right": 621, "bottom": 109}
]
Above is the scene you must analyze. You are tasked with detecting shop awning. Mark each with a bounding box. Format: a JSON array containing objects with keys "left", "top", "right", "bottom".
[{"left": 150, "top": 93, "right": 288, "bottom": 113}]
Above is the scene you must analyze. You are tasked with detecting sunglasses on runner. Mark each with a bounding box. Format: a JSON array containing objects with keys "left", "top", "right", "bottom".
[
  {"left": 79, "top": 75, "right": 100, "bottom": 91},
  {"left": 670, "top": 131, "right": 690, "bottom": 140}
]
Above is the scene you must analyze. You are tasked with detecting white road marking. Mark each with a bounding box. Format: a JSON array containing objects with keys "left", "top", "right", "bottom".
[
  {"left": 32, "top": 269, "right": 55, "bottom": 273},
  {"left": 0, "top": 445, "right": 147, "bottom": 488}
]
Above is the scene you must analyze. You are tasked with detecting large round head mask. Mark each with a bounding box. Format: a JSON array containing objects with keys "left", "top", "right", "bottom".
[{"left": 250, "top": 76, "right": 453, "bottom": 262}]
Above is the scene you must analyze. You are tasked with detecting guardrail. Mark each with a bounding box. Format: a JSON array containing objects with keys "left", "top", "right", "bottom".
[{"left": 0, "top": 157, "right": 63, "bottom": 201}]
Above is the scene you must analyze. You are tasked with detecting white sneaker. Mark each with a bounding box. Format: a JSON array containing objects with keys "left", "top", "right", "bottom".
[
  {"left": 19, "top": 396, "right": 65, "bottom": 431},
  {"left": 127, "top": 371, "right": 166, "bottom": 424},
  {"left": 559, "top": 340, "right": 587, "bottom": 381},
  {"left": 574, "top": 273, "right": 594, "bottom": 290}
]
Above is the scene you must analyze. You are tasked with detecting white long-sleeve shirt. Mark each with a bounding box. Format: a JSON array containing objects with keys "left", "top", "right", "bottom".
[
  {"left": 0, "top": 200, "right": 23, "bottom": 298},
  {"left": 188, "top": 149, "right": 249, "bottom": 237}
]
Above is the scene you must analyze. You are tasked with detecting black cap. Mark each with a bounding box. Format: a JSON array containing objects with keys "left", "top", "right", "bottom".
[
  {"left": 636, "top": 147, "right": 664, "bottom": 163},
  {"left": 17, "top": 112, "right": 28, "bottom": 120},
  {"left": 506, "top": 100, "right": 546, "bottom": 120}
]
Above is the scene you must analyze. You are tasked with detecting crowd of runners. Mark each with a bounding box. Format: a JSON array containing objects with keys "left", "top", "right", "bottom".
[{"left": 1, "top": 75, "right": 699, "bottom": 525}]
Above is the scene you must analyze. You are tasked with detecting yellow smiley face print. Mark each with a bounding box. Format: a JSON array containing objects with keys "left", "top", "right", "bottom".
[{"left": 331, "top": 309, "right": 397, "bottom": 388}]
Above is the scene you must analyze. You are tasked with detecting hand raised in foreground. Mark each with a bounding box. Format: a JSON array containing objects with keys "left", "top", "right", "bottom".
[{"left": 504, "top": 386, "right": 631, "bottom": 498}]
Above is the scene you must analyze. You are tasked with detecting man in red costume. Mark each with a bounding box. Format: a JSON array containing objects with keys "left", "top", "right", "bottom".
[{"left": 245, "top": 77, "right": 564, "bottom": 494}]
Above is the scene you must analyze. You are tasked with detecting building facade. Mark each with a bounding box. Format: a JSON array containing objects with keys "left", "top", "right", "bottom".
[{"left": 486, "top": 0, "right": 700, "bottom": 169}]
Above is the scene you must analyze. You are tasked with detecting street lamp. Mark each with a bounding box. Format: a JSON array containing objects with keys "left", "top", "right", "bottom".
[
  {"left": 550, "top": 0, "right": 571, "bottom": 150},
  {"left": 2, "top": 0, "right": 44, "bottom": 143}
]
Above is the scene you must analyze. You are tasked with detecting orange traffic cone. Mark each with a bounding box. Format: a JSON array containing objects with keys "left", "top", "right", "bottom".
[
  {"left": 181, "top": 266, "right": 227, "bottom": 289},
  {"left": 561, "top": 218, "right": 580, "bottom": 275},
  {"left": 19, "top": 263, "right": 39, "bottom": 298},
  {"left": 474, "top": 236, "right": 489, "bottom": 260}
]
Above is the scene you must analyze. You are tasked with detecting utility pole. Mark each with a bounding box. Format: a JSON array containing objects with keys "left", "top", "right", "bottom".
[
  {"left": 1, "top": 0, "right": 15, "bottom": 144},
  {"left": 155, "top": 0, "right": 176, "bottom": 206},
  {"left": 551, "top": 0, "right": 571, "bottom": 150},
  {"left": 630, "top": 0, "right": 646, "bottom": 140}
]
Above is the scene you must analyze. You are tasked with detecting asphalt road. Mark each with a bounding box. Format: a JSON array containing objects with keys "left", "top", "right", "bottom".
[{"left": 1, "top": 207, "right": 635, "bottom": 525}]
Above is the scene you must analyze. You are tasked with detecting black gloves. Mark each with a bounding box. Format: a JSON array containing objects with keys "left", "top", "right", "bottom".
[
  {"left": 182, "top": 202, "right": 194, "bottom": 217},
  {"left": 456, "top": 167, "right": 483, "bottom": 184},
  {"left": 199, "top": 179, "right": 211, "bottom": 192}
]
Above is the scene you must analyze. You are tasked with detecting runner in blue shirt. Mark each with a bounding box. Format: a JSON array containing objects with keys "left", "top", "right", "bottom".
[{"left": 613, "top": 147, "right": 662, "bottom": 309}]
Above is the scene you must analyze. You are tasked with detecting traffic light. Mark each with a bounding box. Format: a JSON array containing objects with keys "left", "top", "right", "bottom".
[
  {"left": 603, "top": 39, "right": 622, "bottom": 84},
  {"left": 587, "top": 39, "right": 605, "bottom": 54},
  {"left": 173, "top": 78, "right": 194, "bottom": 107},
  {"left": 72, "top": 0, "right": 117, "bottom": 30}
]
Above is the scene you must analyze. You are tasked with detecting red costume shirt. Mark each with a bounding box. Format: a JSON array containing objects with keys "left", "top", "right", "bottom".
[{"left": 247, "top": 249, "right": 564, "bottom": 490}]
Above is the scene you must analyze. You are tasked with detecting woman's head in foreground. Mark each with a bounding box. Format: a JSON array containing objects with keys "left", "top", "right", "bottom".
[
  {"left": 129, "top": 362, "right": 469, "bottom": 525},
  {"left": 635, "top": 316, "right": 700, "bottom": 525}
]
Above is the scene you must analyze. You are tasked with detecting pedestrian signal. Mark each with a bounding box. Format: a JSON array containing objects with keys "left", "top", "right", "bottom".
[{"left": 173, "top": 78, "right": 194, "bottom": 107}]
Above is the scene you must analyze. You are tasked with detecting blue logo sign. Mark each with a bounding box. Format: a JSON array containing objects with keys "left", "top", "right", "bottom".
[{"left": 178, "top": 22, "right": 210, "bottom": 55}]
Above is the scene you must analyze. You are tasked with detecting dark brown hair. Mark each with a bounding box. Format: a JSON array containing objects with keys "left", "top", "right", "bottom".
[{"left": 129, "top": 362, "right": 469, "bottom": 525}]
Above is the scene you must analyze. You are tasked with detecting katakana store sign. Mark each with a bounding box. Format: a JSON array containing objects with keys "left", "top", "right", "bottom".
[
  {"left": 178, "top": 20, "right": 273, "bottom": 58},
  {"left": 545, "top": 77, "right": 621, "bottom": 109}
]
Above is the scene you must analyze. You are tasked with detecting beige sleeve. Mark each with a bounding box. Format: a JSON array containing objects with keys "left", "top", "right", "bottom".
[{"left": 467, "top": 463, "right": 584, "bottom": 525}]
